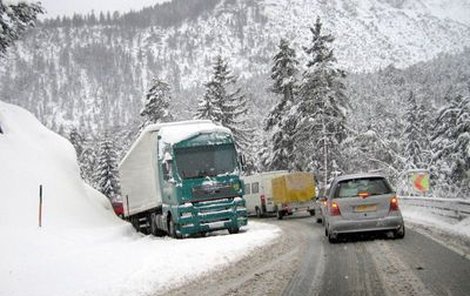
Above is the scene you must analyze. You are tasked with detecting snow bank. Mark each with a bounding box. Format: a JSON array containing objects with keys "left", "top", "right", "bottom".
[
  {"left": 401, "top": 205, "right": 470, "bottom": 238},
  {"left": 0, "top": 101, "right": 281, "bottom": 296}
]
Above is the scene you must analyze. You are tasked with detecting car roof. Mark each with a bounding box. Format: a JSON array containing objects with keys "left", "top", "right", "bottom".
[{"left": 333, "top": 173, "right": 387, "bottom": 183}]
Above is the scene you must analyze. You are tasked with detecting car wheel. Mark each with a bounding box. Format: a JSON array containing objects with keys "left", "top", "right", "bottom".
[
  {"left": 328, "top": 231, "right": 338, "bottom": 243},
  {"left": 316, "top": 217, "right": 322, "bottom": 224},
  {"left": 324, "top": 227, "right": 328, "bottom": 237},
  {"left": 394, "top": 224, "right": 405, "bottom": 239}
]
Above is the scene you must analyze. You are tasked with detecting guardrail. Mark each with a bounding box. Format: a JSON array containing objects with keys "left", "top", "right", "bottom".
[{"left": 399, "top": 196, "right": 470, "bottom": 221}]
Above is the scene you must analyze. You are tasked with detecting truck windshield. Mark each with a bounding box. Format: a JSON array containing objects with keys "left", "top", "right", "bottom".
[{"left": 174, "top": 144, "right": 238, "bottom": 179}]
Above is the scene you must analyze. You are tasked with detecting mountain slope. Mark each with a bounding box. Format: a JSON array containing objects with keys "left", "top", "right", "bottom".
[{"left": 0, "top": 0, "right": 469, "bottom": 135}]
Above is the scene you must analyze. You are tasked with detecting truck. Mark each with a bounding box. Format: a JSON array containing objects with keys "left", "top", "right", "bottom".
[
  {"left": 118, "top": 120, "right": 247, "bottom": 238},
  {"left": 242, "top": 170, "right": 288, "bottom": 217},
  {"left": 271, "top": 172, "right": 316, "bottom": 219}
]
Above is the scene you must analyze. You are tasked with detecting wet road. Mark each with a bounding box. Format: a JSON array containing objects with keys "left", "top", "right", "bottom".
[
  {"left": 168, "top": 214, "right": 470, "bottom": 296},
  {"left": 282, "top": 216, "right": 470, "bottom": 296}
]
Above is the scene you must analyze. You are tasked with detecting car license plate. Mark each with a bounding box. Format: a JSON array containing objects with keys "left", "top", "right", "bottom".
[{"left": 354, "top": 204, "right": 377, "bottom": 212}]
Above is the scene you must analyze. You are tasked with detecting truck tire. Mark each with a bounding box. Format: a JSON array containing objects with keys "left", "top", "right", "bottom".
[
  {"left": 309, "top": 209, "right": 315, "bottom": 216},
  {"left": 150, "top": 213, "right": 165, "bottom": 237},
  {"left": 168, "top": 217, "right": 181, "bottom": 239},
  {"left": 228, "top": 227, "right": 240, "bottom": 234},
  {"left": 130, "top": 216, "right": 140, "bottom": 232},
  {"left": 276, "top": 210, "right": 284, "bottom": 220}
]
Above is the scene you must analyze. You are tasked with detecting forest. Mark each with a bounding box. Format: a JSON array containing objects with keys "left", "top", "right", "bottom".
[{"left": 0, "top": 0, "right": 468, "bottom": 199}]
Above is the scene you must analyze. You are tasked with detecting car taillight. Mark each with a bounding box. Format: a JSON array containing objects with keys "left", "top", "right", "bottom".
[
  {"left": 390, "top": 196, "right": 399, "bottom": 211},
  {"left": 330, "top": 201, "right": 341, "bottom": 216},
  {"left": 260, "top": 194, "right": 266, "bottom": 206},
  {"left": 359, "top": 192, "right": 370, "bottom": 199}
]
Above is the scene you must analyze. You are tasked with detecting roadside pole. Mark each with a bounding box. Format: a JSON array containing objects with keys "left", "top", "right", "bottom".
[{"left": 39, "top": 185, "right": 43, "bottom": 228}]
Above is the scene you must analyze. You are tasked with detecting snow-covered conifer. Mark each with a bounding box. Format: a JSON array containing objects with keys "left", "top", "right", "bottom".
[
  {"left": 403, "top": 91, "right": 424, "bottom": 169},
  {"left": 140, "top": 77, "right": 173, "bottom": 126},
  {"left": 69, "top": 128, "right": 85, "bottom": 159},
  {"left": 431, "top": 95, "right": 470, "bottom": 195},
  {"left": 293, "top": 17, "right": 349, "bottom": 185},
  {"left": 0, "top": 1, "right": 43, "bottom": 57},
  {"left": 264, "top": 38, "right": 299, "bottom": 171},
  {"left": 195, "top": 56, "right": 252, "bottom": 153},
  {"left": 68, "top": 128, "right": 97, "bottom": 185},
  {"left": 94, "top": 135, "right": 120, "bottom": 199}
]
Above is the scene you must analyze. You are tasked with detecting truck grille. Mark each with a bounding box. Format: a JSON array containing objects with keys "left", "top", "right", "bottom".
[{"left": 192, "top": 183, "right": 236, "bottom": 199}]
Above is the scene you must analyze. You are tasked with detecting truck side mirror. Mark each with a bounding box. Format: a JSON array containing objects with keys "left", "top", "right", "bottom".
[
  {"left": 163, "top": 160, "right": 173, "bottom": 181},
  {"left": 239, "top": 154, "right": 246, "bottom": 167}
]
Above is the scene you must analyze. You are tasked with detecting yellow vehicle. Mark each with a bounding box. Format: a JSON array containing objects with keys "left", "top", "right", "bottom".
[{"left": 271, "top": 172, "right": 316, "bottom": 219}]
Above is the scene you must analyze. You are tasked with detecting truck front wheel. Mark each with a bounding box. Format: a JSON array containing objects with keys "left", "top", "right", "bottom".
[
  {"left": 168, "top": 217, "right": 181, "bottom": 239},
  {"left": 228, "top": 227, "right": 239, "bottom": 234}
]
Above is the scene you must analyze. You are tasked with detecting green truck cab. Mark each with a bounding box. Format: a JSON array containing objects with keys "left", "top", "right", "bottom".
[{"left": 119, "top": 120, "right": 247, "bottom": 238}]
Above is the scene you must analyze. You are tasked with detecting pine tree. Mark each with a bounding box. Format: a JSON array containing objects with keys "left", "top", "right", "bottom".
[
  {"left": 264, "top": 38, "right": 299, "bottom": 171},
  {"left": 403, "top": 91, "right": 424, "bottom": 169},
  {"left": 68, "top": 128, "right": 98, "bottom": 185},
  {"left": 94, "top": 135, "right": 120, "bottom": 200},
  {"left": 0, "top": 1, "right": 43, "bottom": 58},
  {"left": 194, "top": 56, "right": 252, "bottom": 152},
  {"left": 431, "top": 95, "right": 470, "bottom": 196},
  {"left": 69, "top": 128, "right": 85, "bottom": 159},
  {"left": 140, "top": 77, "right": 173, "bottom": 126},
  {"left": 195, "top": 81, "right": 224, "bottom": 123},
  {"left": 293, "top": 17, "right": 349, "bottom": 185}
]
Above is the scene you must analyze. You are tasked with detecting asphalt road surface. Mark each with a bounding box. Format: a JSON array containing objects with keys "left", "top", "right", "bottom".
[{"left": 166, "top": 214, "right": 470, "bottom": 296}]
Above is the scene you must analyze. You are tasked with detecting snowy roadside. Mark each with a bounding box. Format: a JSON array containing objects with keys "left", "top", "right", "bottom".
[
  {"left": 401, "top": 205, "right": 470, "bottom": 257},
  {"left": 1, "top": 221, "right": 280, "bottom": 296},
  {"left": 0, "top": 101, "right": 282, "bottom": 296}
]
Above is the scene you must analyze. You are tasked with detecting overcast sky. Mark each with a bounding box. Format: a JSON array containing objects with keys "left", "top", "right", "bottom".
[{"left": 39, "top": 0, "right": 171, "bottom": 18}]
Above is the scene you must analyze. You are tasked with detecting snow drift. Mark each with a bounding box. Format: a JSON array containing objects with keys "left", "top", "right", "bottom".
[{"left": 0, "top": 101, "right": 280, "bottom": 296}]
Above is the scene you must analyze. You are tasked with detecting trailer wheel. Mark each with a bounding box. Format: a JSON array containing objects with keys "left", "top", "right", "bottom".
[{"left": 255, "top": 207, "right": 262, "bottom": 218}]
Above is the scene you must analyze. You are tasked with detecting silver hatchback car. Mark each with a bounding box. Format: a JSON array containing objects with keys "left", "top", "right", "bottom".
[{"left": 323, "top": 173, "right": 405, "bottom": 243}]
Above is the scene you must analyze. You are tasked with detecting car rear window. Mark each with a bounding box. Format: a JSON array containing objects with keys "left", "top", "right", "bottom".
[{"left": 334, "top": 177, "right": 392, "bottom": 198}]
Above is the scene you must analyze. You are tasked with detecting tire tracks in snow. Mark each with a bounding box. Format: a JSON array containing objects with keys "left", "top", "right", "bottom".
[
  {"left": 165, "top": 217, "right": 317, "bottom": 296},
  {"left": 366, "top": 239, "right": 434, "bottom": 296}
]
